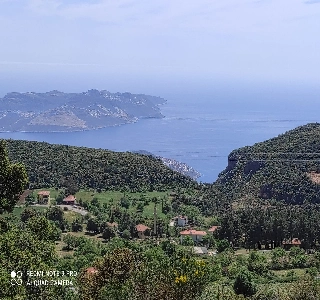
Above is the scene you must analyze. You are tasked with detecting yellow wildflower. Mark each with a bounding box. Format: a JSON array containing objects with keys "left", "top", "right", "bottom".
[
  {"left": 180, "top": 275, "right": 187, "bottom": 283},
  {"left": 175, "top": 275, "right": 188, "bottom": 283}
]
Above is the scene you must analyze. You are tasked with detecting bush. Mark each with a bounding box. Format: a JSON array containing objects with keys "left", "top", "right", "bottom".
[
  {"left": 233, "top": 268, "right": 257, "bottom": 297},
  {"left": 217, "top": 239, "right": 231, "bottom": 253},
  {"left": 120, "top": 197, "right": 130, "bottom": 209},
  {"left": 122, "top": 229, "right": 131, "bottom": 240}
]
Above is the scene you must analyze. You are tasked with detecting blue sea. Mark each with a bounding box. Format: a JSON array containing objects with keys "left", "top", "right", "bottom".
[{"left": 1, "top": 83, "right": 320, "bottom": 183}]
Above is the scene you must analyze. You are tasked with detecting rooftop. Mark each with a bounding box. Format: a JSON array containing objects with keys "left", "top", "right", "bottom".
[
  {"left": 208, "top": 226, "right": 220, "bottom": 232},
  {"left": 283, "top": 238, "right": 302, "bottom": 245},
  {"left": 107, "top": 222, "right": 118, "bottom": 228},
  {"left": 86, "top": 267, "right": 98, "bottom": 275},
  {"left": 37, "top": 191, "right": 50, "bottom": 196},
  {"left": 135, "top": 224, "right": 151, "bottom": 232},
  {"left": 63, "top": 195, "right": 76, "bottom": 201},
  {"left": 180, "top": 229, "right": 207, "bottom": 236}
]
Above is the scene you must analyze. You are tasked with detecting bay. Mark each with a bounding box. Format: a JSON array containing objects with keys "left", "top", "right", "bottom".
[{"left": 1, "top": 84, "right": 319, "bottom": 183}]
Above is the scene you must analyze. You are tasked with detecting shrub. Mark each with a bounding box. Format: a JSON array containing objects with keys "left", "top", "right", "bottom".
[{"left": 233, "top": 268, "right": 257, "bottom": 297}]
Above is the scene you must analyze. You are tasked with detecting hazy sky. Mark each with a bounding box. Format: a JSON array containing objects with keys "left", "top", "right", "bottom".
[{"left": 0, "top": 0, "right": 320, "bottom": 94}]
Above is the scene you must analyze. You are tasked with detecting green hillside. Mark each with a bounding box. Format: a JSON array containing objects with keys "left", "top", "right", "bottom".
[
  {"left": 217, "top": 123, "right": 320, "bottom": 205},
  {"left": 3, "top": 139, "right": 195, "bottom": 192}
]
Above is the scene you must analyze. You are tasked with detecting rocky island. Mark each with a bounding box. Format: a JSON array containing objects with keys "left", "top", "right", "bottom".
[{"left": 0, "top": 89, "right": 166, "bottom": 132}]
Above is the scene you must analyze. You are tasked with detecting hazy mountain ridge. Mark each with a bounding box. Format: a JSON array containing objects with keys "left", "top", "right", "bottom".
[{"left": 0, "top": 89, "right": 166, "bottom": 132}]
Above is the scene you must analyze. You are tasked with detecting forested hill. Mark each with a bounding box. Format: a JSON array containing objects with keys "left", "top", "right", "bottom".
[
  {"left": 215, "top": 123, "right": 320, "bottom": 205},
  {"left": 3, "top": 139, "right": 195, "bottom": 191}
]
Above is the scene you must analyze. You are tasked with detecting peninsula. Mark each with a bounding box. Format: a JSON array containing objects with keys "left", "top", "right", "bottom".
[{"left": 0, "top": 89, "right": 166, "bottom": 132}]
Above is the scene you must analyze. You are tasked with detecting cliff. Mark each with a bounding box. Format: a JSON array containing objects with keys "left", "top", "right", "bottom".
[{"left": 215, "top": 123, "right": 320, "bottom": 204}]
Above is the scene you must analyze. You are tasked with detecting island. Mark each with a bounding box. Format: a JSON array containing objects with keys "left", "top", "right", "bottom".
[{"left": 0, "top": 89, "right": 166, "bottom": 132}]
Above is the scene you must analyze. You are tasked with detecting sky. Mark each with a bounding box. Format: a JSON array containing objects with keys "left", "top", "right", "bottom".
[{"left": 0, "top": 0, "right": 320, "bottom": 95}]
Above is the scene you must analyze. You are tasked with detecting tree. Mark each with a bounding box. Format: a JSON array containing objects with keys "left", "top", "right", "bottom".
[
  {"left": 0, "top": 224, "right": 71, "bottom": 299},
  {"left": 216, "top": 239, "right": 231, "bottom": 253},
  {"left": 26, "top": 216, "right": 62, "bottom": 242},
  {"left": 46, "top": 206, "right": 66, "bottom": 230},
  {"left": 63, "top": 177, "right": 79, "bottom": 196},
  {"left": 71, "top": 218, "right": 83, "bottom": 232},
  {"left": 21, "top": 207, "right": 39, "bottom": 223},
  {"left": 202, "top": 234, "right": 215, "bottom": 249},
  {"left": 247, "top": 251, "right": 268, "bottom": 276},
  {"left": 120, "top": 197, "right": 130, "bottom": 209},
  {"left": 122, "top": 229, "right": 131, "bottom": 240},
  {"left": 0, "top": 140, "right": 28, "bottom": 213},
  {"left": 63, "top": 233, "right": 76, "bottom": 250},
  {"left": 86, "top": 217, "right": 100, "bottom": 234},
  {"left": 233, "top": 268, "right": 257, "bottom": 298},
  {"left": 91, "top": 197, "right": 100, "bottom": 208},
  {"left": 182, "top": 235, "right": 194, "bottom": 246},
  {"left": 102, "top": 226, "right": 116, "bottom": 241},
  {"left": 55, "top": 190, "right": 65, "bottom": 204}
]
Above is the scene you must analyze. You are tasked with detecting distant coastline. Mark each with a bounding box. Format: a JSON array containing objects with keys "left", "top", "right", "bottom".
[{"left": 0, "top": 89, "right": 166, "bottom": 132}]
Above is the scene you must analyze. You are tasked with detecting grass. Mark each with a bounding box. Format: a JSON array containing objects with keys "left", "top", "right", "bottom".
[
  {"left": 56, "top": 230, "right": 105, "bottom": 257},
  {"left": 273, "top": 268, "right": 307, "bottom": 277},
  {"left": 76, "top": 189, "right": 171, "bottom": 218},
  {"left": 63, "top": 210, "right": 82, "bottom": 223},
  {"left": 76, "top": 189, "right": 170, "bottom": 203},
  {"left": 4, "top": 206, "right": 48, "bottom": 222}
]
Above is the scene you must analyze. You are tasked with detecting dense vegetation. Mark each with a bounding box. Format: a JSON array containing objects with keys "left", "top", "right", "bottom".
[
  {"left": 3, "top": 124, "right": 320, "bottom": 299},
  {"left": 4, "top": 139, "right": 195, "bottom": 192},
  {"left": 218, "top": 123, "right": 320, "bottom": 205}
]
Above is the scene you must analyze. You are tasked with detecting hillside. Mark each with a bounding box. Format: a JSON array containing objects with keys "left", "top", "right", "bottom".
[
  {"left": 4, "top": 139, "right": 195, "bottom": 192},
  {"left": 132, "top": 150, "right": 201, "bottom": 180},
  {"left": 0, "top": 89, "right": 166, "bottom": 132},
  {"left": 215, "top": 123, "right": 320, "bottom": 205}
]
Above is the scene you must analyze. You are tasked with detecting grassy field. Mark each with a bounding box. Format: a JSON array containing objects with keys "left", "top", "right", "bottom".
[
  {"left": 76, "top": 189, "right": 172, "bottom": 218},
  {"left": 76, "top": 189, "right": 170, "bottom": 203},
  {"left": 5, "top": 206, "right": 48, "bottom": 222}
]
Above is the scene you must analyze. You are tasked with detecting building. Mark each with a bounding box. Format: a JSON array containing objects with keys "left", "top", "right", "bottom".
[
  {"left": 282, "top": 238, "right": 302, "bottom": 250},
  {"left": 208, "top": 226, "right": 220, "bottom": 234},
  {"left": 37, "top": 191, "right": 50, "bottom": 204},
  {"left": 193, "top": 246, "right": 208, "bottom": 255},
  {"left": 62, "top": 195, "right": 76, "bottom": 205},
  {"left": 135, "top": 224, "right": 151, "bottom": 239},
  {"left": 177, "top": 215, "right": 188, "bottom": 227},
  {"left": 85, "top": 267, "right": 98, "bottom": 276},
  {"left": 106, "top": 222, "right": 118, "bottom": 229},
  {"left": 180, "top": 229, "right": 207, "bottom": 243}
]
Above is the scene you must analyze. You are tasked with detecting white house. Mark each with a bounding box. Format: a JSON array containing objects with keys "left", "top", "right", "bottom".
[{"left": 177, "top": 215, "right": 188, "bottom": 227}]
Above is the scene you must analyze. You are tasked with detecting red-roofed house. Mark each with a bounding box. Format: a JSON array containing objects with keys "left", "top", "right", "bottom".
[
  {"left": 85, "top": 267, "right": 98, "bottom": 275},
  {"left": 63, "top": 195, "right": 76, "bottom": 205},
  {"left": 180, "top": 229, "right": 207, "bottom": 243},
  {"left": 208, "top": 226, "right": 220, "bottom": 234},
  {"left": 135, "top": 224, "right": 151, "bottom": 239},
  {"left": 37, "top": 191, "right": 50, "bottom": 204},
  {"left": 283, "top": 238, "right": 302, "bottom": 250},
  {"left": 106, "top": 222, "right": 118, "bottom": 228}
]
